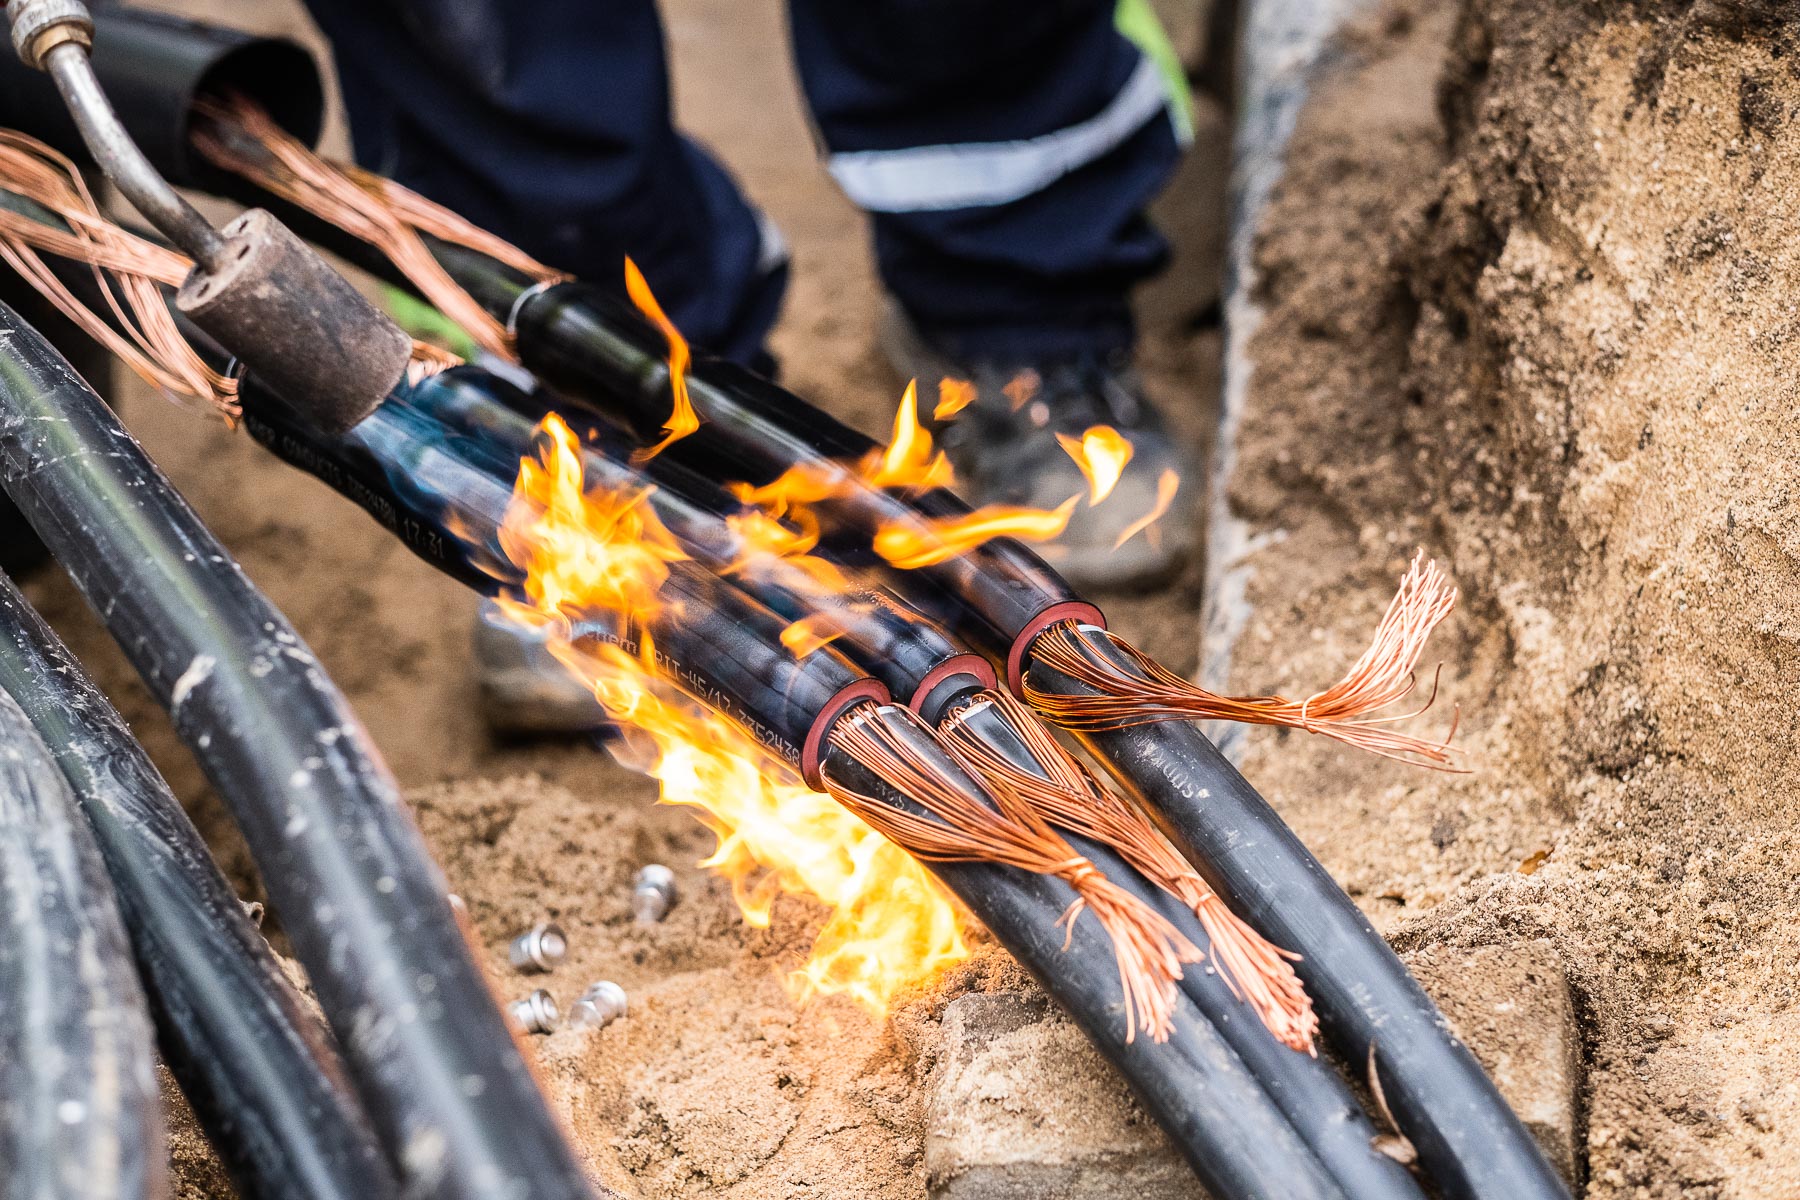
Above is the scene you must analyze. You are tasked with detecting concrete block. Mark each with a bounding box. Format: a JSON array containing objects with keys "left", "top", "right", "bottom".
[
  {"left": 924, "top": 991, "right": 1205, "bottom": 1200},
  {"left": 1404, "top": 939, "right": 1583, "bottom": 1186}
]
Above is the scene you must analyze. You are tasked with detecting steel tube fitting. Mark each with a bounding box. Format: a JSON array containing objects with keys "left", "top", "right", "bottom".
[
  {"left": 7, "top": 0, "right": 90, "bottom": 71},
  {"left": 507, "top": 990, "right": 559, "bottom": 1036},
  {"left": 7, "top": 0, "right": 92, "bottom": 69},
  {"left": 568, "top": 981, "right": 628, "bottom": 1032},
  {"left": 631, "top": 864, "right": 677, "bottom": 924},
  {"left": 508, "top": 922, "right": 567, "bottom": 974}
]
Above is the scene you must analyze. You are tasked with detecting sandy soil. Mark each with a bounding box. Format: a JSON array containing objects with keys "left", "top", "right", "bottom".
[
  {"left": 35, "top": 0, "right": 1799, "bottom": 1196},
  {"left": 1221, "top": 1, "right": 1800, "bottom": 1195}
]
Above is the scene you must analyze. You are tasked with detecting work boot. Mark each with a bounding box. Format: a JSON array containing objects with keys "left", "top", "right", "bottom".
[
  {"left": 881, "top": 305, "right": 1196, "bottom": 592},
  {"left": 472, "top": 599, "right": 609, "bottom": 736}
]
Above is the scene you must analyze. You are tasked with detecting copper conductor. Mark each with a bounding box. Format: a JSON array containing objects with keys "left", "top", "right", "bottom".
[
  {"left": 1026, "top": 552, "right": 1465, "bottom": 770},
  {"left": 824, "top": 703, "right": 1200, "bottom": 1043},
  {"left": 941, "top": 688, "right": 1317, "bottom": 1053},
  {"left": 192, "top": 94, "right": 566, "bottom": 362},
  {"left": 0, "top": 131, "right": 238, "bottom": 419}
]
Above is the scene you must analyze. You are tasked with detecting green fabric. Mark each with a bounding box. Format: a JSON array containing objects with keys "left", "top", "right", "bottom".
[
  {"left": 1115, "top": 0, "right": 1195, "bottom": 144},
  {"left": 381, "top": 285, "right": 479, "bottom": 361}
]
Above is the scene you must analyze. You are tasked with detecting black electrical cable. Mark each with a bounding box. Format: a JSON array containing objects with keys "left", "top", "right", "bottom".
[
  {"left": 225, "top": 254, "right": 1562, "bottom": 1193},
  {"left": 566, "top": 567, "right": 890, "bottom": 789},
  {"left": 242, "top": 366, "right": 991, "bottom": 724},
  {"left": 0, "top": 680, "right": 164, "bottom": 1200},
  {"left": 404, "top": 370, "right": 996, "bottom": 716},
  {"left": 399, "top": 268, "right": 1566, "bottom": 1198},
  {"left": 0, "top": 572, "right": 400, "bottom": 1200},
  {"left": 398, "top": 370, "right": 1418, "bottom": 1196},
  {"left": 349, "top": 259, "right": 1569, "bottom": 1199},
  {"left": 0, "top": 301, "right": 610, "bottom": 1200},
  {"left": 443, "top": 265, "right": 1102, "bottom": 695},
  {"left": 239, "top": 374, "right": 886, "bottom": 787},
  {"left": 0, "top": 49, "right": 1562, "bottom": 1191}
]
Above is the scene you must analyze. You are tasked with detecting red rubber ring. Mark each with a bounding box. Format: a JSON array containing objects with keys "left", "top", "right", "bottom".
[
  {"left": 1006, "top": 600, "right": 1106, "bottom": 697},
  {"left": 801, "top": 677, "right": 891, "bottom": 790},
  {"left": 907, "top": 652, "right": 998, "bottom": 711}
]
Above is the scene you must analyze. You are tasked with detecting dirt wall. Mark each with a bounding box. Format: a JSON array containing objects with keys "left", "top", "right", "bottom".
[{"left": 1222, "top": 1, "right": 1800, "bottom": 1194}]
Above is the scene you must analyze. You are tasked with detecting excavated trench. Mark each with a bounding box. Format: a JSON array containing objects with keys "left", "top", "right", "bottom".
[{"left": 26, "top": 0, "right": 1798, "bottom": 1196}]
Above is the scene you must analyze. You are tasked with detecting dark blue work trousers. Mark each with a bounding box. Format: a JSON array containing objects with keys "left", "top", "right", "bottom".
[{"left": 300, "top": 0, "right": 1183, "bottom": 364}]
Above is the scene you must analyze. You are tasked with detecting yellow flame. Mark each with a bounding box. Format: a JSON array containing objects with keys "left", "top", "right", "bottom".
[
  {"left": 495, "top": 414, "right": 967, "bottom": 1013},
  {"left": 874, "top": 497, "right": 1080, "bottom": 569},
  {"left": 499, "top": 413, "right": 688, "bottom": 619},
  {"left": 1113, "top": 468, "right": 1181, "bottom": 550},
  {"left": 729, "top": 462, "right": 850, "bottom": 519},
  {"left": 722, "top": 507, "right": 852, "bottom": 596},
  {"left": 863, "top": 380, "right": 955, "bottom": 491},
  {"left": 780, "top": 612, "right": 845, "bottom": 659},
  {"left": 933, "top": 377, "right": 977, "bottom": 421},
  {"left": 1056, "top": 425, "right": 1135, "bottom": 506},
  {"left": 624, "top": 257, "right": 699, "bottom": 464}
]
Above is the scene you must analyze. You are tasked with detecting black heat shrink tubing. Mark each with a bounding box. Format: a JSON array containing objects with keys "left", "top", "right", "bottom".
[
  {"left": 0, "top": 572, "right": 400, "bottom": 1200},
  {"left": 0, "top": 679, "right": 163, "bottom": 1200},
  {"left": 0, "top": 300, "right": 609, "bottom": 1200}
]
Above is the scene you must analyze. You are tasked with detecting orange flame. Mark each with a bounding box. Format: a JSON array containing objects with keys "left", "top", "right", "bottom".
[
  {"left": 730, "top": 379, "right": 956, "bottom": 509},
  {"left": 864, "top": 380, "right": 955, "bottom": 491},
  {"left": 874, "top": 498, "right": 1079, "bottom": 570},
  {"left": 780, "top": 613, "right": 846, "bottom": 659},
  {"left": 722, "top": 507, "right": 852, "bottom": 596},
  {"left": 496, "top": 414, "right": 968, "bottom": 1012},
  {"left": 1056, "top": 425, "right": 1135, "bottom": 506},
  {"left": 729, "top": 383, "right": 1154, "bottom": 573},
  {"left": 624, "top": 257, "right": 699, "bottom": 465},
  {"left": 499, "top": 414, "right": 688, "bottom": 620},
  {"left": 730, "top": 462, "right": 851, "bottom": 519},
  {"left": 1113, "top": 468, "right": 1180, "bottom": 550},
  {"left": 933, "top": 377, "right": 977, "bottom": 421}
]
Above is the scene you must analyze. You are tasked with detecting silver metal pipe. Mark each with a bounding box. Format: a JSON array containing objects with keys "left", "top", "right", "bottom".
[{"left": 41, "top": 39, "right": 228, "bottom": 270}]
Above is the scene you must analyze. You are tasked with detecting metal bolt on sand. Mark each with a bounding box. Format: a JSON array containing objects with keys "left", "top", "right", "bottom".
[
  {"left": 508, "top": 989, "right": 560, "bottom": 1036},
  {"left": 509, "top": 922, "right": 567, "bottom": 973},
  {"left": 632, "top": 864, "right": 677, "bottom": 924},
  {"left": 569, "top": 981, "right": 628, "bottom": 1032}
]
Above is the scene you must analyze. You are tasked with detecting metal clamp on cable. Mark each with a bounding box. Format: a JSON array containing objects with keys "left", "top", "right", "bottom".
[{"left": 2, "top": 0, "right": 413, "bottom": 432}]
